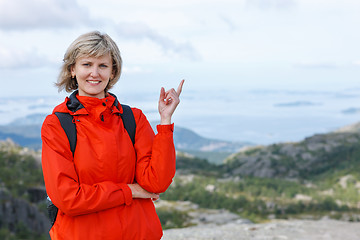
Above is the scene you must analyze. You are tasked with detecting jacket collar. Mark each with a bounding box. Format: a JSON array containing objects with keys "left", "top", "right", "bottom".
[
  {"left": 66, "top": 90, "right": 122, "bottom": 114},
  {"left": 66, "top": 90, "right": 84, "bottom": 113}
]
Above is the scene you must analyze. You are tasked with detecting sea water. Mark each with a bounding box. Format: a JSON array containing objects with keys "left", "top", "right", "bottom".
[{"left": 1, "top": 86, "right": 360, "bottom": 145}]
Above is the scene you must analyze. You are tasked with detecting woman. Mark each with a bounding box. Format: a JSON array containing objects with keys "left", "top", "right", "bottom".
[{"left": 41, "top": 31, "right": 184, "bottom": 240}]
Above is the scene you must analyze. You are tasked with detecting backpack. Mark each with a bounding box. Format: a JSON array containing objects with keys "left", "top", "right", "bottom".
[{"left": 46, "top": 104, "right": 136, "bottom": 226}]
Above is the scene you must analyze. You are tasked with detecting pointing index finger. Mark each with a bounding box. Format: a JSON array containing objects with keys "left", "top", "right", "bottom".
[{"left": 177, "top": 79, "right": 185, "bottom": 96}]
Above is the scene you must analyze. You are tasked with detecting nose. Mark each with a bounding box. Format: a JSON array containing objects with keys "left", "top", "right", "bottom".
[{"left": 90, "top": 66, "right": 99, "bottom": 77}]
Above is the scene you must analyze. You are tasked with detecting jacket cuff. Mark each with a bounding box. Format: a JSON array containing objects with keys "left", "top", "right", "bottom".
[
  {"left": 119, "top": 183, "right": 133, "bottom": 206},
  {"left": 156, "top": 123, "right": 174, "bottom": 133}
]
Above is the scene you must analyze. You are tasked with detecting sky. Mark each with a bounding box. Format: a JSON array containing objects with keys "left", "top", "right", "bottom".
[
  {"left": 1, "top": 0, "right": 360, "bottom": 143},
  {"left": 1, "top": 0, "right": 360, "bottom": 96}
]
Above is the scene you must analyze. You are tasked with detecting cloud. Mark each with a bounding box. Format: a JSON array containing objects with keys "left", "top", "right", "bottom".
[
  {"left": 0, "top": 47, "right": 55, "bottom": 69},
  {"left": 219, "top": 15, "right": 237, "bottom": 32},
  {"left": 0, "top": 0, "right": 93, "bottom": 30},
  {"left": 245, "top": 0, "right": 296, "bottom": 10},
  {"left": 0, "top": 0, "right": 200, "bottom": 60},
  {"left": 122, "top": 66, "right": 149, "bottom": 74},
  {"left": 352, "top": 61, "right": 360, "bottom": 66},
  {"left": 115, "top": 22, "right": 201, "bottom": 60}
]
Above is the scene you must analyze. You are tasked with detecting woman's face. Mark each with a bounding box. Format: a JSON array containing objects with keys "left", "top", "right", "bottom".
[{"left": 71, "top": 54, "right": 113, "bottom": 99}]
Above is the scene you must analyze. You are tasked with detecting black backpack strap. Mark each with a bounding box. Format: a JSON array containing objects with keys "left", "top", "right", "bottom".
[
  {"left": 120, "top": 104, "right": 136, "bottom": 145},
  {"left": 54, "top": 112, "right": 77, "bottom": 155},
  {"left": 48, "top": 112, "right": 76, "bottom": 226}
]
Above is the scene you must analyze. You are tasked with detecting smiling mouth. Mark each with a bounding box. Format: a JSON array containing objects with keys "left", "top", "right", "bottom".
[{"left": 87, "top": 80, "right": 101, "bottom": 84}]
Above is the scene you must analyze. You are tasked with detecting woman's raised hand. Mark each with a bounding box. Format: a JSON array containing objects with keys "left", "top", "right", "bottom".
[{"left": 158, "top": 79, "right": 184, "bottom": 125}]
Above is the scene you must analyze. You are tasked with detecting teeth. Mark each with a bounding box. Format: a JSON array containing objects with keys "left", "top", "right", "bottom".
[{"left": 88, "top": 80, "right": 100, "bottom": 84}]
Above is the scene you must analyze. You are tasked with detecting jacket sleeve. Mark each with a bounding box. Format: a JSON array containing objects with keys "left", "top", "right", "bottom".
[
  {"left": 41, "top": 114, "right": 133, "bottom": 217},
  {"left": 132, "top": 109, "right": 176, "bottom": 193}
]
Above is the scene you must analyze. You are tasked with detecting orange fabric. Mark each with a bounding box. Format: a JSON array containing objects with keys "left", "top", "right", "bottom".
[{"left": 41, "top": 94, "right": 176, "bottom": 240}]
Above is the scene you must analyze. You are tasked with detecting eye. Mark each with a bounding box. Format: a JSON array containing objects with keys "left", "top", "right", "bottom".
[
  {"left": 100, "top": 64, "right": 108, "bottom": 68},
  {"left": 82, "top": 63, "right": 91, "bottom": 67}
]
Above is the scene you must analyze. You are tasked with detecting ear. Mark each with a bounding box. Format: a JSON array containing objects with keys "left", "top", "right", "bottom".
[{"left": 70, "top": 65, "right": 76, "bottom": 78}]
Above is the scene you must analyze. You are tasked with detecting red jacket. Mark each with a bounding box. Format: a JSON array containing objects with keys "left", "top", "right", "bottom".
[{"left": 41, "top": 92, "right": 176, "bottom": 240}]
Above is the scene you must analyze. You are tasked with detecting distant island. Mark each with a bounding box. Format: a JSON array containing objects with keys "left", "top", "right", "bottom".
[
  {"left": 342, "top": 107, "right": 360, "bottom": 115},
  {"left": 274, "top": 101, "right": 320, "bottom": 107}
]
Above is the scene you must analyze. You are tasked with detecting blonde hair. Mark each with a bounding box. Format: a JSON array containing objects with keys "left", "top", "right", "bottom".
[{"left": 56, "top": 31, "right": 122, "bottom": 93}]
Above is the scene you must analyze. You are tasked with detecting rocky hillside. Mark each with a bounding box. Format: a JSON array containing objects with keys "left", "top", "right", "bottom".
[
  {"left": 2, "top": 117, "right": 360, "bottom": 238},
  {"left": 163, "top": 122, "right": 360, "bottom": 226},
  {"left": 224, "top": 127, "right": 360, "bottom": 180},
  {"left": 0, "top": 140, "right": 50, "bottom": 239},
  {"left": 0, "top": 188, "right": 50, "bottom": 238}
]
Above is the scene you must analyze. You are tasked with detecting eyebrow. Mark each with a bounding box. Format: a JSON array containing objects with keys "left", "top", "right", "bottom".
[{"left": 78, "top": 59, "right": 111, "bottom": 64}]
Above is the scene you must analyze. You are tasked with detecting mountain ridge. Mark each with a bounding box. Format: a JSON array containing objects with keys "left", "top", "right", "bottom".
[{"left": 0, "top": 114, "right": 249, "bottom": 158}]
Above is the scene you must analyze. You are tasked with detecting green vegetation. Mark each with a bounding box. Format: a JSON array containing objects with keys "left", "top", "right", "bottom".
[
  {"left": 223, "top": 132, "right": 360, "bottom": 181},
  {"left": 2, "top": 125, "right": 360, "bottom": 235},
  {"left": 0, "top": 222, "right": 48, "bottom": 240},
  {"left": 177, "top": 150, "right": 233, "bottom": 165},
  {"left": 161, "top": 173, "right": 360, "bottom": 223},
  {"left": 0, "top": 147, "right": 44, "bottom": 198},
  {"left": 156, "top": 208, "right": 191, "bottom": 229},
  {"left": 176, "top": 154, "right": 222, "bottom": 177},
  {"left": 0, "top": 142, "right": 48, "bottom": 239},
  {"left": 169, "top": 133, "right": 360, "bottom": 223}
]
